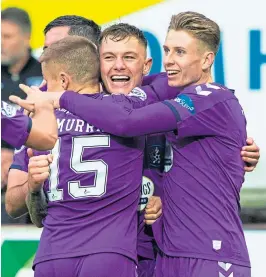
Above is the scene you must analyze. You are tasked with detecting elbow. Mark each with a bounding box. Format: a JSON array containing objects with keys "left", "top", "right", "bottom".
[
  {"left": 46, "top": 133, "right": 58, "bottom": 149},
  {"left": 39, "top": 133, "right": 58, "bottom": 151},
  {"left": 5, "top": 202, "right": 26, "bottom": 219}
]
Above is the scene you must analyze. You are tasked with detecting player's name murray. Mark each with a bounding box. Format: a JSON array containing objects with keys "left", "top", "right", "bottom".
[{"left": 57, "top": 118, "right": 103, "bottom": 133}]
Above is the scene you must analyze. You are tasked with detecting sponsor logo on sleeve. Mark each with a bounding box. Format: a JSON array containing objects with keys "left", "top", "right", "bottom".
[{"left": 174, "top": 94, "right": 195, "bottom": 114}]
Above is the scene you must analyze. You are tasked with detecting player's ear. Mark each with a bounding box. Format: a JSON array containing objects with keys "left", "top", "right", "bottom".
[
  {"left": 59, "top": 72, "right": 70, "bottom": 90},
  {"left": 143, "top": 58, "right": 153, "bottom": 76},
  {"left": 202, "top": 51, "right": 215, "bottom": 71}
]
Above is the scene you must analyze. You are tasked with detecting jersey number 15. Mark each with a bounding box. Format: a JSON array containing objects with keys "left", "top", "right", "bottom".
[{"left": 47, "top": 135, "right": 109, "bottom": 201}]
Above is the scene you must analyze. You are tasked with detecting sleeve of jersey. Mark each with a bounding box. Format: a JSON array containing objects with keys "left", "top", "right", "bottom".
[
  {"left": 2, "top": 110, "right": 32, "bottom": 149},
  {"left": 60, "top": 91, "right": 177, "bottom": 137},
  {"left": 10, "top": 147, "right": 29, "bottom": 172},
  {"left": 163, "top": 93, "right": 233, "bottom": 139},
  {"left": 140, "top": 73, "right": 179, "bottom": 103}
]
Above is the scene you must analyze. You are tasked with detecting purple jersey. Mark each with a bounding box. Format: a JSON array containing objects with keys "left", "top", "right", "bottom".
[
  {"left": 131, "top": 72, "right": 178, "bottom": 105},
  {"left": 153, "top": 84, "right": 250, "bottom": 267},
  {"left": 137, "top": 134, "right": 165, "bottom": 260},
  {"left": 58, "top": 83, "right": 250, "bottom": 267},
  {"left": 142, "top": 73, "right": 163, "bottom": 86},
  {"left": 1, "top": 101, "right": 31, "bottom": 148},
  {"left": 12, "top": 93, "right": 146, "bottom": 267}
]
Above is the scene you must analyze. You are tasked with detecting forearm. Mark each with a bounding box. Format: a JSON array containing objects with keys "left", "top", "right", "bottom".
[
  {"left": 5, "top": 181, "right": 29, "bottom": 218},
  {"left": 26, "top": 189, "right": 47, "bottom": 228},
  {"left": 60, "top": 92, "right": 177, "bottom": 137},
  {"left": 27, "top": 103, "right": 58, "bottom": 150}
]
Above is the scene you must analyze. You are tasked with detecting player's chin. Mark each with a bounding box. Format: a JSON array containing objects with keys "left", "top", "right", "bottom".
[
  {"left": 108, "top": 82, "right": 133, "bottom": 95},
  {"left": 167, "top": 78, "right": 183, "bottom": 87}
]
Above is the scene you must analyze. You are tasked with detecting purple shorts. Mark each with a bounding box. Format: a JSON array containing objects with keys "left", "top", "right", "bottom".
[
  {"left": 34, "top": 253, "right": 137, "bottom": 277},
  {"left": 155, "top": 253, "right": 251, "bottom": 277},
  {"left": 137, "top": 257, "right": 156, "bottom": 277}
]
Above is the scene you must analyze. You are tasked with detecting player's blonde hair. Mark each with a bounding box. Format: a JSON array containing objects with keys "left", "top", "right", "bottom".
[
  {"left": 40, "top": 36, "right": 100, "bottom": 85},
  {"left": 168, "top": 11, "right": 220, "bottom": 55}
]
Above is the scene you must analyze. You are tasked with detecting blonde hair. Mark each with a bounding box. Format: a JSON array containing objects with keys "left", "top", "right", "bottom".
[
  {"left": 168, "top": 11, "right": 220, "bottom": 55},
  {"left": 40, "top": 36, "right": 100, "bottom": 84}
]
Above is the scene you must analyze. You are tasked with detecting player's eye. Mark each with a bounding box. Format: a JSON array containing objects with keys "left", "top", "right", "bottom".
[
  {"left": 124, "top": 56, "right": 135, "bottom": 60},
  {"left": 163, "top": 47, "right": 169, "bottom": 54},
  {"left": 175, "top": 49, "right": 185, "bottom": 55},
  {"left": 104, "top": 56, "right": 114, "bottom": 60}
]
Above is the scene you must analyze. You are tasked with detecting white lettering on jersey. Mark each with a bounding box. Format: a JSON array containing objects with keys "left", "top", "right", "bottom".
[{"left": 138, "top": 176, "right": 155, "bottom": 211}]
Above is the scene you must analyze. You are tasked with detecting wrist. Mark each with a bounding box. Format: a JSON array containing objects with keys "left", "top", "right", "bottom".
[
  {"left": 34, "top": 101, "right": 54, "bottom": 112},
  {"left": 28, "top": 181, "right": 43, "bottom": 193}
]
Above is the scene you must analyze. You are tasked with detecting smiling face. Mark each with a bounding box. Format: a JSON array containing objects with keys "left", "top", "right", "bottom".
[
  {"left": 164, "top": 30, "right": 210, "bottom": 87},
  {"left": 100, "top": 36, "right": 152, "bottom": 94},
  {"left": 163, "top": 29, "right": 213, "bottom": 88}
]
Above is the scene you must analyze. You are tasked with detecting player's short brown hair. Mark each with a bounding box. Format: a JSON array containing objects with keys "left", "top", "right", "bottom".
[
  {"left": 40, "top": 36, "right": 100, "bottom": 85},
  {"left": 168, "top": 11, "right": 220, "bottom": 55},
  {"left": 99, "top": 23, "right": 147, "bottom": 49}
]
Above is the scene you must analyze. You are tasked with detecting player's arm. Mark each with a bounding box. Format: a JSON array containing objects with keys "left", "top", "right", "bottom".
[
  {"left": 5, "top": 168, "right": 29, "bottom": 218},
  {"left": 59, "top": 88, "right": 244, "bottom": 140},
  {"left": 25, "top": 101, "right": 58, "bottom": 150},
  {"left": 5, "top": 147, "right": 30, "bottom": 218},
  {"left": 2, "top": 101, "right": 57, "bottom": 150},
  {"left": 59, "top": 91, "right": 178, "bottom": 136}
]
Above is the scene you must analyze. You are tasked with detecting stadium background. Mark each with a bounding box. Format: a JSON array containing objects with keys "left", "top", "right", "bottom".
[{"left": 1, "top": 0, "right": 265, "bottom": 276}]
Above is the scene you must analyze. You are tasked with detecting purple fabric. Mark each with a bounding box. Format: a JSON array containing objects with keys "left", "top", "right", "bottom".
[
  {"left": 60, "top": 83, "right": 250, "bottom": 267},
  {"left": 34, "top": 253, "right": 136, "bottom": 277},
  {"left": 1, "top": 101, "right": 31, "bottom": 149},
  {"left": 31, "top": 93, "right": 145, "bottom": 266},
  {"left": 59, "top": 91, "right": 177, "bottom": 136},
  {"left": 137, "top": 258, "right": 156, "bottom": 277},
  {"left": 155, "top": 254, "right": 251, "bottom": 277}
]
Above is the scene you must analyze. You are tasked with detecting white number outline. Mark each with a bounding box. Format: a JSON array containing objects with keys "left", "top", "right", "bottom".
[{"left": 47, "top": 135, "right": 110, "bottom": 201}]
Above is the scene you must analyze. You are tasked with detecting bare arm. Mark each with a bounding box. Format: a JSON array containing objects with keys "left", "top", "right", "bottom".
[
  {"left": 25, "top": 101, "right": 58, "bottom": 150},
  {"left": 5, "top": 169, "right": 29, "bottom": 218}
]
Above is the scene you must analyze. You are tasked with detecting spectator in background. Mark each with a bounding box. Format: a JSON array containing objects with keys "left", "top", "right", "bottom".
[
  {"left": 1, "top": 7, "right": 43, "bottom": 102},
  {"left": 1, "top": 7, "right": 42, "bottom": 224}
]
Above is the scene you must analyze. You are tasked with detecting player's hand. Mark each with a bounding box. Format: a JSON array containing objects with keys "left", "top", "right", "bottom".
[
  {"left": 27, "top": 148, "right": 53, "bottom": 193},
  {"left": 241, "top": 137, "right": 260, "bottom": 172},
  {"left": 19, "top": 84, "right": 62, "bottom": 109},
  {"left": 144, "top": 196, "right": 162, "bottom": 225},
  {"left": 9, "top": 95, "right": 35, "bottom": 113}
]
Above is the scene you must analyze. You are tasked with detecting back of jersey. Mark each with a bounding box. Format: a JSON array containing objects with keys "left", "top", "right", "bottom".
[{"left": 34, "top": 95, "right": 144, "bottom": 266}]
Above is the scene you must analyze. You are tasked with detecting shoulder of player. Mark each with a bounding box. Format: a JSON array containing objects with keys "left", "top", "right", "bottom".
[{"left": 182, "top": 83, "right": 236, "bottom": 100}]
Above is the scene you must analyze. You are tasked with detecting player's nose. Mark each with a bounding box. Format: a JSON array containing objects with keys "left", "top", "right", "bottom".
[
  {"left": 163, "top": 52, "right": 175, "bottom": 67},
  {"left": 113, "top": 57, "right": 126, "bottom": 70}
]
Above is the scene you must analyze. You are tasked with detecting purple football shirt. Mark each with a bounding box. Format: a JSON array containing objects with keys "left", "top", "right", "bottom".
[
  {"left": 58, "top": 83, "right": 250, "bottom": 267},
  {"left": 12, "top": 93, "right": 146, "bottom": 267},
  {"left": 1, "top": 101, "right": 31, "bottom": 149}
]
